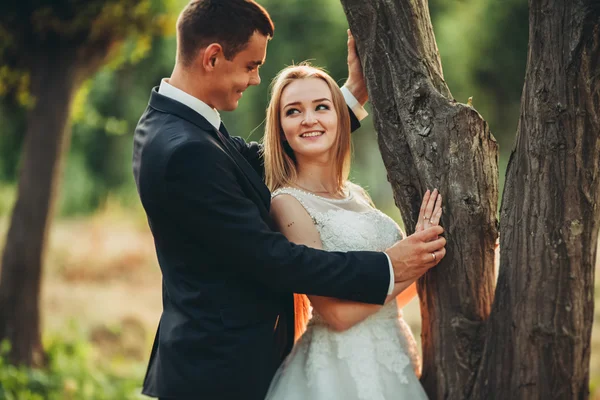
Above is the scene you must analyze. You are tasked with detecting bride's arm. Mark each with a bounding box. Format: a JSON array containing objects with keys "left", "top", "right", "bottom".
[
  {"left": 309, "top": 282, "right": 418, "bottom": 332},
  {"left": 271, "top": 195, "right": 414, "bottom": 332}
]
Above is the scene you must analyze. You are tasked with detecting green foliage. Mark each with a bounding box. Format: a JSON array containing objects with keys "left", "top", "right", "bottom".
[
  {"left": 434, "top": 0, "right": 528, "bottom": 154},
  {"left": 0, "top": 185, "right": 15, "bottom": 217},
  {"left": 0, "top": 67, "right": 34, "bottom": 108},
  {"left": 0, "top": 329, "right": 146, "bottom": 400},
  {"left": 0, "top": 0, "right": 163, "bottom": 95}
]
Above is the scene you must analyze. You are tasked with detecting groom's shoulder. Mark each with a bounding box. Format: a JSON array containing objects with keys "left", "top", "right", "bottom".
[{"left": 136, "top": 108, "right": 218, "bottom": 157}]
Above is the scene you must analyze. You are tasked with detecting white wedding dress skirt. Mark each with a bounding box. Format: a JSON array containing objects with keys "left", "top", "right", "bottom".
[
  {"left": 265, "top": 303, "right": 428, "bottom": 400},
  {"left": 266, "top": 185, "right": 428, "bottom": 400}
]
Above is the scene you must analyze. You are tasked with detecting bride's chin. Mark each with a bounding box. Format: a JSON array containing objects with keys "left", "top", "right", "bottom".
[{"left": 294, "top": 149, "right": 334, "bottom": 163}]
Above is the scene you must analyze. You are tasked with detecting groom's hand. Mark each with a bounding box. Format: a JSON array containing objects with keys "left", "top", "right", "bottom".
[
  {"left": 342, "top": 29, "right": 368, "bottom": 106},
  {"left": 385, "top": 226, "right": 446, "bottom": 284}
]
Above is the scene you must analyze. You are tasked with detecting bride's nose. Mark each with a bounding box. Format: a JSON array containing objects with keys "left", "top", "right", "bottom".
[{"left": 301, "top": 111, "right": 317, "bottom": 126}]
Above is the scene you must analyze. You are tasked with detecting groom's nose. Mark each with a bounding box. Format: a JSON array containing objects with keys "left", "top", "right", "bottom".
[{"left": 249, "top": 70, "right": 261, "bottom": 86}]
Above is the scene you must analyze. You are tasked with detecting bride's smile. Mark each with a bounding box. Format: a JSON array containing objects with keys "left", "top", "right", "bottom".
[{"left": 299, "top": 130, "right": 325, "bottom": 138}]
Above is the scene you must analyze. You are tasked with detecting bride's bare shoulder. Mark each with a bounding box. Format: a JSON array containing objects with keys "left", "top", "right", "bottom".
[
  {"left": 270, "top": 192, "right": 311, "bottom": 223},
  {"left": 270, "top": 192, "right": 321, "bottom": 245}
]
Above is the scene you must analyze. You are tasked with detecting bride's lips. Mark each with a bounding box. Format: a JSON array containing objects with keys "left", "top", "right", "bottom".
[{"left": 299, "top": 131, "right": 325, "bottom": 139}]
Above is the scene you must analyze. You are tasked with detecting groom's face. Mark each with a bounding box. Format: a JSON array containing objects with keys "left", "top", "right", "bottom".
[{"left": 209, "top": 32, "right": 268, "bottom": 111}]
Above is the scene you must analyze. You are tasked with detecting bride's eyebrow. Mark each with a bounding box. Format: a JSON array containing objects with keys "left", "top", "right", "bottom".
[{"left": 283, "top": 98, "right": 332, "bottom": 108}]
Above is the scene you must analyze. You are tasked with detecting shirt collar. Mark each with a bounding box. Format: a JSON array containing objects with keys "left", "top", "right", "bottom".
[{"left": 158, "top": 79, "right": 221, "bottom": 130}]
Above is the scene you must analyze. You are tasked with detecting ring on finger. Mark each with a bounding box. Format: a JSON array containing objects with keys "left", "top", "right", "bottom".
[{"left": 431, "top": 252, "right": 437, "bottom": 261}]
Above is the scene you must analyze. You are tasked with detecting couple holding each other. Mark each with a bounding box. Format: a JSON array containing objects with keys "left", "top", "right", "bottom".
[{"left": 132, "top": 1, "right": 446, "bottom": 399}]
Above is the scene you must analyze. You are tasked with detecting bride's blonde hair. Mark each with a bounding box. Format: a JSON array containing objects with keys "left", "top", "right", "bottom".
[{"left": 262, "top": 64, "right": 353, "bottom": 341}]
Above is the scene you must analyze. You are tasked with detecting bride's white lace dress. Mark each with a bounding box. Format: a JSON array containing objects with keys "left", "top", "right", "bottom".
[{"left": 265, "top": 183, "right": 428, "bottom": 400}]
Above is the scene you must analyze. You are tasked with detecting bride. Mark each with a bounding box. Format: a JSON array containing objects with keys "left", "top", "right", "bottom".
[{"left": 261, "top": 63, "right": 442, "bottom": 400}]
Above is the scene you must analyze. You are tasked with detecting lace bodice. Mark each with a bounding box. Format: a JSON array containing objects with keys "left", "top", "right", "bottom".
[
  {"left": 268, "top": 183, "right": 424, "bottom": 400},
  {"left": 271, "top": 183, "right": 403, "bottom": 253}
]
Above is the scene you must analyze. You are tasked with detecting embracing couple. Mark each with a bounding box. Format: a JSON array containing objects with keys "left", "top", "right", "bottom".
[{"left": 133, "top": 1, "right": 446, "bottom": 399}]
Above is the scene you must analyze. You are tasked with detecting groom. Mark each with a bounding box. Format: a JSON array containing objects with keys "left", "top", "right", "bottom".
[{"left": 133, "top": 1, "right": 446, "bottom": 399}]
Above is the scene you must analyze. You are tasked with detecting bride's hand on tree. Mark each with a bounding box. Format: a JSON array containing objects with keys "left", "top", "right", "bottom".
[
  {"left": 415, "top": 189, "right": 442, "bottom": 233},
  {"left": 385, "top": 189, "right": 445, "bottom": 285},
  {"left": 387, "top": 189, "right": 444, "bottom": 301}
]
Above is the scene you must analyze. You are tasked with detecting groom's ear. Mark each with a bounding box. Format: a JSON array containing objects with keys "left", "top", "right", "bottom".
[{"left": 202, "top": 43, "right": 223, "bottom": 71}]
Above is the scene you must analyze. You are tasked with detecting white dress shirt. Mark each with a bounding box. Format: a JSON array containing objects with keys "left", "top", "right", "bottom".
[{"left": 158, "top": 79, "right": 395, "bottom": 295}]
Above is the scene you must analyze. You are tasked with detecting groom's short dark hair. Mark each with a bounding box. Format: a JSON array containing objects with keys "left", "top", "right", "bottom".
[{"left": 177, "top": 0, "right": 275, "bottom": 65}]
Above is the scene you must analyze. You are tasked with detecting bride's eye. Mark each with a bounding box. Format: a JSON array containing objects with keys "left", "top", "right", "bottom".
[
  {"left": 316, "top": 104, "right": 330, "bottom": 111},
  {"left": 285, "top": 108, "right": 300, "bottom": 116}
]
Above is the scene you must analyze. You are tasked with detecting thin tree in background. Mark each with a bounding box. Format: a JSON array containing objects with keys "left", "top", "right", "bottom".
[
  {"left": 0, "top": 0, "right": 167, "bottom": 366},
  {"left": 340, "top": 0, "right": 599, "bottom": 398}
]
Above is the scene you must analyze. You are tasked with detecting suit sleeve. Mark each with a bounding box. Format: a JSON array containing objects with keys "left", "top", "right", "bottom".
[{"left": 164, "top": 141, "right": 389, "bottom": 305}]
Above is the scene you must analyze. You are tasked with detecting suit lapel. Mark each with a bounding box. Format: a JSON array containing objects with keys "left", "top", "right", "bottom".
[
  {"left": 148, "top": 88, "right": 271, "bottom": 208},
  {"left": 214, "top": 124, "right": 271, "bottom": 207}
]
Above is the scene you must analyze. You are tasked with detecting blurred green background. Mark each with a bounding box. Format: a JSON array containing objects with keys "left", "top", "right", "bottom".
[{"left": 4, "top": 1, "right": 596, "bottom": 399}]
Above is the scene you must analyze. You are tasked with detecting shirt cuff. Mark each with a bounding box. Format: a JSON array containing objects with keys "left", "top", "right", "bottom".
[
  {"left": 383, "top": 252, "right": 395, "bottom": 295},
  {"left": 341, "top": 86, "right": 368, "bottom": 121}
]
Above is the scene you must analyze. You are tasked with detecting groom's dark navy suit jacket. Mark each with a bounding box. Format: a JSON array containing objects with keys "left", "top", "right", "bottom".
[{"left": 133, "top": 88, "right": 390, "bottom": 400}]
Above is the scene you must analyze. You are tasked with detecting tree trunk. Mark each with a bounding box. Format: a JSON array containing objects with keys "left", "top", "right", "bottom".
[
  {"left": 474, "top": 1, "right": 600, "bottom": 398},
  {"left": 339, "top": 1, "right": 499, "bottom": 398},
  {"left": 0, "top": 48, "right": 78, "bottom": 366}
]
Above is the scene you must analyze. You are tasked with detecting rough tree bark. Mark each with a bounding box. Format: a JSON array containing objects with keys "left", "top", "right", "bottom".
[
  {"left": 474, "top": 1, "right": 600, "bottom": 398},
  {"left": 340, "top": 1, "right": 499, "bottom": 398},
  {"left": 341, "top": 0, "right": 600, "bottom": 398}
]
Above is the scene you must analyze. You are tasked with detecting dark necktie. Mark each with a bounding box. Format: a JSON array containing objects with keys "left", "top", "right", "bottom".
[
  {"left": 214, "top": 122, "right": 230, "bottom": 148},
  {"left": 218, "top": 122, "right": 230, "bottom": 139}
]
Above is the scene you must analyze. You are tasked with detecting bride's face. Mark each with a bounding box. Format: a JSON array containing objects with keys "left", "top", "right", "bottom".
[{"left": 279, "top": 78, "right": 339, "bottom": 161}]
